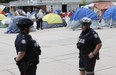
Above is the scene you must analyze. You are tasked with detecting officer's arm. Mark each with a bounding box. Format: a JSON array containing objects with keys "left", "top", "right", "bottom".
[
  {"left": 16, "top": 51, "right": 25, "bottom": 62},
  {"left": 88, "top": 43, "right": 102, "bottom": 58},
  {"left": 92, "top": 33, "right": 102, "bottom": 55},
  {"left": 92, "top": 43, "right": 102, "bottom": 55}
]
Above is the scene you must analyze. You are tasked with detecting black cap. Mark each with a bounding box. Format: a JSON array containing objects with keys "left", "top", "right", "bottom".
[{"left": 16, "top": 18, "right": 33, "bottom": 28}]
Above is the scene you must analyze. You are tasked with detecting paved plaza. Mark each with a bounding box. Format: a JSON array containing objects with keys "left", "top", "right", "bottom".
[{"left": 0, "top": 27, "right": 116, "bottom": 75}]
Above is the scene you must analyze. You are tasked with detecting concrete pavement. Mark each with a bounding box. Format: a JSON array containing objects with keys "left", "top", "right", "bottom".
[{"left": 0, "top": 27, "right": 116, "bottom": 75}]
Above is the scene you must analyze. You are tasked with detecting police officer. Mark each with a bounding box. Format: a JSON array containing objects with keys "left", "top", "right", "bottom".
[
  {"left": 14, "top": 18, "right": 41, "bottom": 75},
  {"left": 77, "top": 17, "right": 102, "bottom": 75}
]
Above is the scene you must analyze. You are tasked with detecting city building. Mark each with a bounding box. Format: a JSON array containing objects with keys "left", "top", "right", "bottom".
[
  {"left": 10, "top": 0, "right": 115, "bottom": 13},
  {"left": 1, "top": 0, "right": 115, "bottom": 13}
]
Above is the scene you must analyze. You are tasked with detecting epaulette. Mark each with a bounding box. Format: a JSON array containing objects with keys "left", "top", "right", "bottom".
[
  {"left": 21, "top": 34, "right": 27, "bottom": 44},
  {"left": 21, "top": 34, "right": 26, "bottom": 39}
]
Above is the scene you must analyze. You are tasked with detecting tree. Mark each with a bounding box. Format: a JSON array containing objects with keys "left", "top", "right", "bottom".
[
  {"left": 0, "top": 0, "right": 17, "bottom": 3},
  {"left": 82, "top": 0, "right": 87, "bottom": 6}
]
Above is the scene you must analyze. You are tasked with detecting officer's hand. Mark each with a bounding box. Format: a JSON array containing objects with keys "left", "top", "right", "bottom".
[
  {"left": 14, "top": 57, "right": 17, "bottom": 62},
  {"left": 88, "top": 52, "right": 94, "bottom": 59},
  {"left": 14, "top": 57, "right": 19, "bottom": 65}
]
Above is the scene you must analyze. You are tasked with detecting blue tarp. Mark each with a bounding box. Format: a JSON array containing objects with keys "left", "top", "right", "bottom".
[
  {"left": 103, "top": 6, "right": 116, "bottom": 20},
  {"left": 70, "top": 8, "right": 98, "bottom": 21}
]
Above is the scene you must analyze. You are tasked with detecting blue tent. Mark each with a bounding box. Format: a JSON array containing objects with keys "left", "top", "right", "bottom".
[
  {"left": 102, "top": 6, "right": 116, "bottom": 27},
  {"left": 6, "top": 16, "right": 25, "bottom": 33},
  {"left": 6, "top": 16, "right": 36, "bottom": 33},
  {"left": 70, "top": 8, "right": 98, "bottom": 21},
  {"left": 103, "top": 6, "right": 116, "bottom": 20},
  {"left": 70, "top": 11, "right": 75, "bottom": 21},
  {"left": 67, "top": 8, "right": 100, "bottom": 30}
]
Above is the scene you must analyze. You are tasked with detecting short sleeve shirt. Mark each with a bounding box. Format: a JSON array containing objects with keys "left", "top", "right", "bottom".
[
  {"left": 15, "top": 33, "right": 28, "bottom": 53},
  {"left": 77, "top": 28, "right": 102, "bottom": 54},
  {"left": 92, "top": 32, "right": 102, "bottom": 45}
]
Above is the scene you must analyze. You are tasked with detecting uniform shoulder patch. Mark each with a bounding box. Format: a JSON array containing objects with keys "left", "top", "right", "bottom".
[
  {"left": 21, "top": 39, "right": 26, "bottom": 44},
  {"left": 94, "top": 34, "right": 98, "bottom": 38}
]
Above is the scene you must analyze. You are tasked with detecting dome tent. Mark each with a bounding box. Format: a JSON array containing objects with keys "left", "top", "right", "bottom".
[
  {"left": 70, "top": 8, "right": 98, "bottom": 21},
  {"left": 0, "top": 14, "right": 6, "bottom": 20},
  {"left": 6, "top": 16, "right": 36, "bottom": 33},
  {"left": 103, "top": 6, "right": 116, "bottom": 27},
  {"left": 67, "top": 8, "right": 99, "bottom": 30},
  {"left": 0, "top": 14, "right": 7, "bottom": 28},
  {"left": 42, "top": 13, "right": 66, "bottom": 29}
]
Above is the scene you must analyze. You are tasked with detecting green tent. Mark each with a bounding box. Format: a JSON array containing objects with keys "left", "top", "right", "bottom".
[
  {"left": 43, "top": 13, "right": 63, "bottom": 24},
  {"left": 42, "top": 13, "right": 66, "bottom": 29},
  {"left": 0, "top": 14, "right": 6, "bottom": 20},
  {"left": 0, "top": 14, "right": 7, "bottom": 28}
]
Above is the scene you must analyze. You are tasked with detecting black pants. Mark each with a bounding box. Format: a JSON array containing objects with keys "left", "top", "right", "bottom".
[
  {"left": 36, "top": 20, "right": 39, "bottom": 29},
  {"left": 36, "top": 18, "right": 43, "bottom": 30},
  {"left": 79, "top": 55, "right": 96, "bottom": 75},
  {"left": 17, "top": 62, "right": 37, "bottom": 75}
]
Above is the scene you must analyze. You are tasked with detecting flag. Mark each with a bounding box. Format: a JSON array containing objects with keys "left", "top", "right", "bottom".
[{"left": 0, "top": 5, "right": 5, "bottom": 14}]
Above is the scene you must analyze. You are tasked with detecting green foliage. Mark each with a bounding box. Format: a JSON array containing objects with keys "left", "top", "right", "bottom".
[
  {"left": 82, "top": 0, "right": 87, "bottom": 6},
  {"left": 0, "top": 0, "right": 17, "bottom": 3},
  {"left": 98, "top": 0, "right": 102, "bottom": 1}
]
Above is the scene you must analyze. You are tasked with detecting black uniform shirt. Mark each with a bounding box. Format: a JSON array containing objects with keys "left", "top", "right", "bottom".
[
  {"left": 77, "top": 28, "right": 102, "bottom": 54},
  {"left": 15, "top": 32, "right": 35, "bottom": 61}
]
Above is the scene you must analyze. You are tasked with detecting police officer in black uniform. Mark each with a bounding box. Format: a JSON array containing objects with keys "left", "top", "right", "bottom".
[
  {"left": 14, "top": 18, "right": 41, "bottom": 75},
  {"left": 77, "top": 17, "right": 102, "bottom": 75}
]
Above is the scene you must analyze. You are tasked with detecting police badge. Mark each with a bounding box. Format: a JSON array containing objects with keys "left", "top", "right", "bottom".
[{"left": 21, "top": 39, "right": 26, "bottom": 44}]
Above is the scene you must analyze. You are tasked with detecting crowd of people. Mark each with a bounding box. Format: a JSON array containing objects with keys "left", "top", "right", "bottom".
[{"left": 6, "top": 7, "right": 73, "bottom": 30}]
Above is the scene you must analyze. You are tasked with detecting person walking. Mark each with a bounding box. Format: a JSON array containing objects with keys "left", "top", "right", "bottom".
[
  {"left": 14, "top": 18, "right": 41, "bottom": 75},
  {"left": 77, "top": 17, "right": 102, "bottom": 75}
]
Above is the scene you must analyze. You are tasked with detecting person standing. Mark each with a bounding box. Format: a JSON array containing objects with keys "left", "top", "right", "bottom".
[
  {"left": 14, "top": 18, "right": 41, "bottom": 75},
  {"left": 35, "top": 11, "right": 39, "bottom": 30},
  {"left": 77, "top": 17, "right": 102, "bottom": 75},
  {"left": 36, "top": 9, "right": 44, "bottom": 30}
]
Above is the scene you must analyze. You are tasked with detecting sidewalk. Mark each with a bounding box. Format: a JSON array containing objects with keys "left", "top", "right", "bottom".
[{"left": 0, "top": 27, "right": 116, "bottom": 75}]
